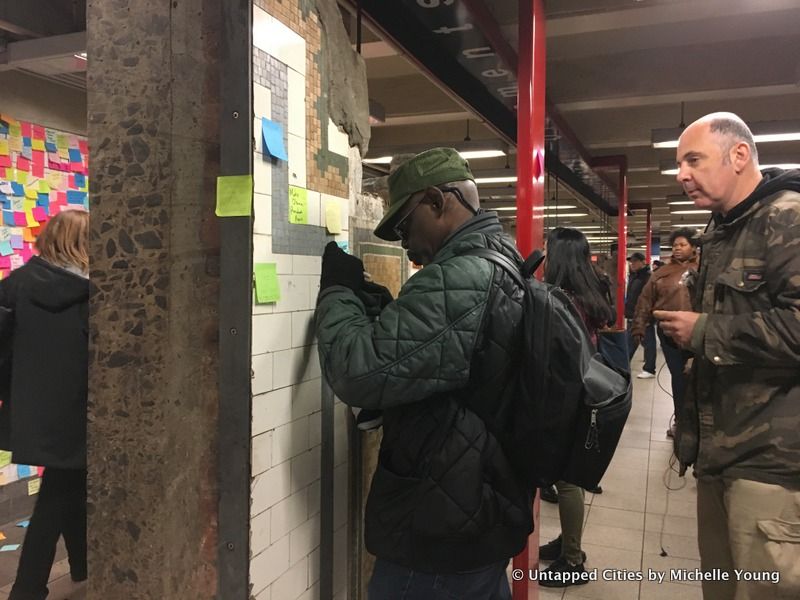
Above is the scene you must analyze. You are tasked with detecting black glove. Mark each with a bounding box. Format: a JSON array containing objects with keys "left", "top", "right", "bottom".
[
  {"left": 320, "top": 241, "right": 364, "bottom": 292},
  {"left": 357, "top": 281, "right": 394, "bottom": 317}
]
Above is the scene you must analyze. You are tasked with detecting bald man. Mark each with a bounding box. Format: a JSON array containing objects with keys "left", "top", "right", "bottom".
[{"left": 655, "top": 113, "right": 800, "bottom": 600}]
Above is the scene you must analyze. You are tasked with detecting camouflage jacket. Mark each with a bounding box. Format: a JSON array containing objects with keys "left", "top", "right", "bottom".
[{"left": 675, "top": 169, "right": 800, "bottom": 489}]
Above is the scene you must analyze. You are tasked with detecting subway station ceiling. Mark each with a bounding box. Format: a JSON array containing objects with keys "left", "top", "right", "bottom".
[{"left": 343, "top": 0, "right": 800, "bottom": 250}]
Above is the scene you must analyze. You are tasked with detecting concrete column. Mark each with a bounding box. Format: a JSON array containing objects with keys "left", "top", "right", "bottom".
[{"left": 86, "top": 1, "right": 222, "bottom": 597}]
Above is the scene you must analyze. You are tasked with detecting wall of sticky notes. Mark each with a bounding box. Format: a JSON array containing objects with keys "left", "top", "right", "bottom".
[{"left": 0, "top": 113, "right": 89, "bottom": 280}]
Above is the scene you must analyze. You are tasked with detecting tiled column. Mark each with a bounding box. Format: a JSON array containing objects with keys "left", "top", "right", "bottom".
[{"left": 86, "top": 1, "right": 222, "bottom": 598}]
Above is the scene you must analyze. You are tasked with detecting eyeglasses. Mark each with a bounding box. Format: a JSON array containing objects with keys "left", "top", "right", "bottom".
[{"left": 392, "top": 187, "right": 476, "bottom": 241}]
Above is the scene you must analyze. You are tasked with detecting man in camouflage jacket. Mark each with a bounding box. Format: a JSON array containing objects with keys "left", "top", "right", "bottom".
[{"left": 655, "top": 113, "right": 800, "bottom": 600}]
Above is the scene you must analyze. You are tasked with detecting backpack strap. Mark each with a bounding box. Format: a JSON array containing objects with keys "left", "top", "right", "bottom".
[{"left": 463, "top": 247, "right": 526, "bottom": 288}]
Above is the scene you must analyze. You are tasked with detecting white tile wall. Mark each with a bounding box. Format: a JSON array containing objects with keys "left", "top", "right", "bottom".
[
  {"left": 272, "top": 417, "right": 311, "bottom": 465},
  {"left": 250, "top": 532, "right": 289, "bottom": 595},
  {"left": 251, "top": 9, "right": 352, "bottom": 600}
]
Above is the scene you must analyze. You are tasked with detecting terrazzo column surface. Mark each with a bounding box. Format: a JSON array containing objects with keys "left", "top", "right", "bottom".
[{"left": 87, "top": 0, "right": 222, "bottom": 598}]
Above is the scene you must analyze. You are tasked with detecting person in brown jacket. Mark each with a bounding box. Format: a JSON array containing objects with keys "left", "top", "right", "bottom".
[{"left": 631, "top": 227, "right": 698, "bottom": 437}]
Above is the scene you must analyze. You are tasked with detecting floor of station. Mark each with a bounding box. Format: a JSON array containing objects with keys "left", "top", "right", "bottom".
[
  {"left": 0, "top": 527, "right": 84, "bottom": 600},
  {"left": 537, "top": 346, "right": 701, "bottom": 600}
]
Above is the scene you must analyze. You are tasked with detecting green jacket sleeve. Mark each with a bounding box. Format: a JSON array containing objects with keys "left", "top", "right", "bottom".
[
  {"left": 314, "top": 256, "right": 492, "bottom": 409},
  {"left": 703, "top": 210, "right": 800, "bottom": 366}
]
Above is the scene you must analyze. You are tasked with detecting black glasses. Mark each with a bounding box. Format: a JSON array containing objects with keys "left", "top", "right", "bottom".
[{"left": 392, "top": 187, "right": 477, "bottom": 241}]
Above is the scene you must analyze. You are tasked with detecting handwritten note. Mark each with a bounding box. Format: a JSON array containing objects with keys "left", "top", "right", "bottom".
[
  {"left": 288, "top": 186, "right": 307, "bottom": 224},
  {"left": 324, "top": 198, "right": 342, "bottom": 234},
  {"left": 254, "top": 263, "right": 281, "bottom": 304}
]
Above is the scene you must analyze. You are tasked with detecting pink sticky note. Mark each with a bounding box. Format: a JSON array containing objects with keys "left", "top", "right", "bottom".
[
  {"left": 16, "top": 156, "right": 30, "bottom": 172},
  {"left": 57, "top": 192, "right": 67, "bottom": 205},
  {"left": 20, "top": 248, "right": 33, "bottom": 262},
  {"left": 32, "top": 208, "right": 46, "bottom": 222},
  {"left": 32, "top": 125, "right": 45, "bottom": 140},
  {"left": 20, "top": 122, "right": 31, "bottom": 138},
  {"left": 70, "top": 162, "right": 82, "bottom": 173},
  {"left": 0, "top": 156, "right": 10, "bottom": 168},
  {"left": 32, "top": 163, "right": 44, "bottom": 178},
  {"left": 78, "top": 140, "right": 88, "bottom": 155},
  {"left": 31, "top": 150, "right": 44, "bottom": 166},
  {"left": 0, "top": 257, "right": 10, "bottom": 269},
  {"left": 13, "top": 212, "right": 26, "bottom": 227}
]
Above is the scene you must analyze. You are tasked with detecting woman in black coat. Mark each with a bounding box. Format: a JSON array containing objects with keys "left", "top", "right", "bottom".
[{"left": 0, "top": 209, "right": 89, "bottom": 600}]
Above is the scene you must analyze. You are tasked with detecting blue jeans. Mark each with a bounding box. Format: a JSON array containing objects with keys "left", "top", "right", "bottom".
[
  {"left": 627, "top": 320, "right": 656, "bottom": 373},
  {"left": 368, "top": 558, "right": 511, "bottom": 600},
  {"left": 657, "top": 328, "right": 691, "bottom": 418}
]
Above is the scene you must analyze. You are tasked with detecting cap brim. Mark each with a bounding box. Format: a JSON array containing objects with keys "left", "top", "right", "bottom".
[{"left": 373, "top": 194, "right": 410, "bottom": 241}]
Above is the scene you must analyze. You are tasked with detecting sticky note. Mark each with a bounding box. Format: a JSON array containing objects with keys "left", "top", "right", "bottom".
[
  {"left": 38, "top": 181, "right": 50, "bottom": 194},
  {"left": 16, "top": 156, "right": 30, "bottom": 172},
  {"left": 15, "top": 170, "right": 27, "bottom": 186},
  {"left": 0, "top": 140, "right": 8, "bottom": 156},
  {"left": 0, "top": 156, "right": 10, "bottom": 169},
  {"left": 32, "top": 208, "right": 46, "bottom": 222},
  {"left": 74, "top": 173, "right": 86, "bottom": 188},
  {"left": 68, "top": 148, "right": 82, "bottom": 163},
  {"left": 0, "top": 544, "right": 20, "bottom": 552},
  {"left": 0, "top": 451, "right": 10, "bottom": 468},
  {"left": 16, "top": 520, "right": 29, "bottom": 528},
  {"left": 66, "top": 190, "right": 86, "bottom": 205},
  {"left": 46, "top": 172, "right": 62, "bottom": 189},
  {"left": 23, "top": 228, "right": 35, "bottom": 243},
  {"left": 25, "top": 211, "right": 37, "bottom": 228},
  {"left": 2, "top": 212, "right": 12, "bottom": 227},
  {"left": 0, "top": 242, "right": 12, "bottom": 257},
  {"left": 27, "top": 479, "right": 40, "bottom": 495},
  {"left": 288, "top": 186, "right": 308, "bottom": 224},
  {"left": 24, "top": 187, "right": 37, "bottom": 200},
  {"left": 20, "top": 122, "right": 31, "bottom": 138},
  {"left": 10, "top": 182, "right": 22, "bottom": 197},
  {"left": 8, "top": 135, "right": 21, "bottom": 153},
  {"left": 12, "top": 213, "right": 25, "bottom": 228},
  {"left": 325, "top": 199, "right": 342, "bottom": 234},
  {"left": 32, "top": 125, "right": 44, "bottom": 140},
  {"left": 45, "top": 142, "right": 56, "bottom": 153},
  {"left": 261, "top": 118, "right": 288, "bottom": 161},
  {"left": 16, "top": 465, "right": 31, "bottom": 478},
  {"left": 215, "top": 174, "right": 252, "bottom": 217},
  {"left": 10, "top": 236, "right": 22, "bottom": 250},
  {"left": 79, "top": 140, "right": 88, "bottom": 154},
  {"left": 56, "top": 134, "right": 68, "bottom": 150},
  {"left": 31, "top": 139, "right": 45, "bottom": 152},
  {"left": 254, "top": 263, "right": 281, "bottom": 303}
]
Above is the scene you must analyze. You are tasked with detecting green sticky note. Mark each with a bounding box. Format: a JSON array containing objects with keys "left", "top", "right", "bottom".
[
  {"left": 215, "top": 175, "right": 252, "bottom": 217},
  {"left": 0, "top": 451, "right": 11, "bottom": 468},
  {"left": 254, "top": 263, "right": 280, "bottom": 303},
  {"left": 288, "top": 186, "right": 308, "bottom": 224}
]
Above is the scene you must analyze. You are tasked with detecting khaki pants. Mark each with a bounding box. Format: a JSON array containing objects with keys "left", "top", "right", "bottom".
[{"left": 697, "top": 477, "right": 800, "bottom": 600}]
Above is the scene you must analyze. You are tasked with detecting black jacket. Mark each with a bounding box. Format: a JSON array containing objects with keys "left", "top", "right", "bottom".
[
  {"left": 0, "top": 256, "right": 88, "bottom": 469},
  {"left": 316, "top": 213, "right": 532, "bottom": 573},
  {"left": 625, "top": 266, "right": 651, "bottom": 319}
]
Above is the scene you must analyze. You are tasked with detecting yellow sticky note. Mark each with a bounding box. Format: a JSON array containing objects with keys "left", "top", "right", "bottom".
[
  {"left": 38, "top": 180, "right": 50, "bottom": 194},
  {"left": 46, "top": 172, "right": 63, "bottom": 190},
  {"left": 8, "top": 135, "right": 21, "bottom": 153},
  {"left": 0, "top": 140, "right": 8, "bottom": 156},
  {"left": 25, "top": 212, "right": 36, "bottom": 227},
  {"left": 24, "top": 187, "right": 37, "bottom": 200},
  {"left": 23, "top": 199, "right": 35, "bottom": 212},
  {"left": 254, "top": 263, "right": 281, "bottom": 303},
  {"left": 23, "top": 228, "right": 35, "bottom": 243},
  {"left": 28, "top": 478, "right": 41, "bottom": 495},
  {"left": 15, "top": 170, "right": 27, "bottom": 185},
  {"left": 215, "top": 174, "right": 252, "bottom": 217},
  {"left": 288, "top": 186, "right": 308, "bottom": 224},
  {"left": 56, "top": 134, "right": 68, "bottom": 150},
  {"left": 325, "top": 199, "right": 342, "bottom": 234},
  {"left": 31, "top": 139, "right": 45, "bottom": 152},
  {"left": 0, "top": 451, "right": 10, "bottom": 468}
]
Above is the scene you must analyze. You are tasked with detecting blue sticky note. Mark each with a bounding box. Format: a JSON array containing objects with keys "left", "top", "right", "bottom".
[
  {"left": 37, "top": 194, "right": 49, "bottom": 209},
  {"left": 45, "top": 142, "right": 57, "bottom": 153},
  {"left": 16, "top": 520, "right": 29, "bottom": 528},
  {"left": 67, "top": 190, "right": 86, "bottom": 205},
  {"left": 0, "top": 196, "right": 8, "bottom": 209},
  {"left": 10, "top": 235, "right": 22, "bottom": 250},
  {"left": 2, "top": 211, "right": 13, "bottom": 226},
  {"left": 68, "top": 148, "right": 82, "bottom": 163},
  {"left": 261, "top": 118, "right": 288, "bottom": 161},
  {"left": 10, "top": 182, "right": 23, "bottom": 197},
  {"left": 0, "top": 544, "right": 20, "bottom": 552},
  {"left": 15, "top": 464, "right": 30, "bottom": 478},
  {"left": 0, "top": 123, "right": 8, "bottom": 135},
  {"left": 22, "top": 137, "right": 31, "bottom": 148},
  {"left": 74, "top": 173, "right": 86, "bottom": 188},
  {"left": 0, "top": 242, "right": 12, "bottom": 257}
]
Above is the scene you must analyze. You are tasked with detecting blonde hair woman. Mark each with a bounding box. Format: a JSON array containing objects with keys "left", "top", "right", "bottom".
[{"left": 0, "top": 209, "right": 89, "bottom": 599}]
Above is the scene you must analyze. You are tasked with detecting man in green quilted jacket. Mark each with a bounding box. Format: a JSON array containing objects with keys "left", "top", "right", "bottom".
[
  {"left": 655, "top": 113, "right": 800, "bottom": 600},
  {"left": 315, "top": 148, "right": 532, "bottom": 599}
]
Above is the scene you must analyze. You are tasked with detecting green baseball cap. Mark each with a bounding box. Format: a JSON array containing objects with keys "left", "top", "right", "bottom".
[{"left": 374, "top": 147, "right": 474, "bottom": 241}]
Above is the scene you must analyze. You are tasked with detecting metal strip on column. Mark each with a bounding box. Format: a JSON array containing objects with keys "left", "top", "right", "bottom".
[
  {"left": 218, "top": 0, "right": 253, "bottom": 598},
  {"left": 617, "top": 166, "right": 628, "bottom": 327},
  {"left": 645, "top": 205, "right": 652, "bottom": 266},
  {"left": 320, "top": 380, "right": 335, "bottom": 600}
]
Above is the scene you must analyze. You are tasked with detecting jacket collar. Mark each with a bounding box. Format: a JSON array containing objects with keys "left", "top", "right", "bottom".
[{"left": 433, "top": 211, "right": 506, "bottom": 262}]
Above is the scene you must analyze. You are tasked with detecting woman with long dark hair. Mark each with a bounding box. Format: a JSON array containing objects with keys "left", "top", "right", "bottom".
[{"left": 538, "top": 227, "right": 613, "bottom": 588}]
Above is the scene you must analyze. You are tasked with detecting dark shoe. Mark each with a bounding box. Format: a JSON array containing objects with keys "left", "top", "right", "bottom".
[
  {"left": 540, "top": 485, "right": 558, "bottom": 504},
  {"left": 587, "top": 485, "right": 603, "bottom": 494},
  {"left": 538, "top": 556, "right": 590, "bottom": 587},
  {"left": 356, "top": 409, "right": 383, "bottom": 431},
  {"left": 538, "top": 534, "right": 562, "bottom": 561}
]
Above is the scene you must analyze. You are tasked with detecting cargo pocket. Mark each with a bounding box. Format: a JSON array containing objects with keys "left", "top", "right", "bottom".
[{"left": 750, "top": 517, "right": 800, "bottom": 594}]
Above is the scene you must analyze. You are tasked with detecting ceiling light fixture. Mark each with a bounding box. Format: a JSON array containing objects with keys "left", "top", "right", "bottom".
[
  {"left": 671, "top": 209, "right": 711, "bottom": 215},
  {"left": 74, "top": 52, "right": 87, "bottom": 61},
  {"left": 475, "top": 176, "right": 517, "bottom": 184},
  {"left": 492, "top": 205, "right": 577, "bottom": 212},
  {"left": 653, "top": 119, "right": 800, "bottom": 149},
  {"left": 671, "top": 223, "right": 707, "bottom": 227},
  {"left": 660, "top": 162, "right": 800, "bottom": 175},
  {"left": 667, "top": 200, "right": 694, "bottom": 205},
  {"left": 364, "top": 145, "right": 507, "bottom": 165}
]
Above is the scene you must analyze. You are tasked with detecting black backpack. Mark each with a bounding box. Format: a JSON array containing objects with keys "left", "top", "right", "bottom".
[{"left": 465, "top": 247, "right": 632, "bottom": 490}]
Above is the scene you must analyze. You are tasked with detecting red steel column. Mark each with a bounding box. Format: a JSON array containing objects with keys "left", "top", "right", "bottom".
[
  {"left": 616, "top": 167, "right": 628, "bottom": 327},
  {"left": 645, "top": 206, "right": 652, "bottom": 266},
  {"left": 516, "top": 0, "right": 545, "bottom": 258},
  {"left": 514, "top": 1, "right": 545, "bottom": 599}
]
